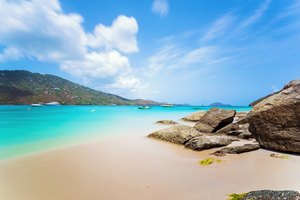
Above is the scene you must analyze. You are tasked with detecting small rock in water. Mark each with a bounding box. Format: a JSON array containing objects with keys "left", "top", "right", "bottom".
[
  {"left": 156, "top": 120, "right": 178, "bottom": 125},
  {"left": 270, "top": 153, "right": 289, "bottom": 159}
]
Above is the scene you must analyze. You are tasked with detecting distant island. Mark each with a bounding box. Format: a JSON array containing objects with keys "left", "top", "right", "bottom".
[
  {"left": 0, "top": 70, "right": 160, "bottom": 105},
  {"left": 209, "top": 102, "right": 232, "bottom": 107}
]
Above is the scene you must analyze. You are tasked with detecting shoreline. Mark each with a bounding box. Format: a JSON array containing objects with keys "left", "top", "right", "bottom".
[
  {"left": 1, "top": 106, "right": 299, "bottom": 200},
  {"left": 1, "top": 130, "right": 300, "bottom": 200}
]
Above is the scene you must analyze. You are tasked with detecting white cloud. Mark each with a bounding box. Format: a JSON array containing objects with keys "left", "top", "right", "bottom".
[
  {"left": 152, "top": 0, "right": 169, "bottom": 16},
  {"left": 238, "top": 0, "right": 272, "bottom": 30},
  {"left": 87, "top": 15, "right": 138, "bottom": 54},
  {"left": 0, "top": 0, "right": 141, "bottom": 94},
  {"left": 106, "top": 75, "right": 143, "bottom": 90},
  {"left": 0, "top": 0, "right": 86, "bottom": 62},
  {"left": 147, "top": 44, "right": 184, "bottom": 75},
  {"left": 182, "top": 46, "right": 219, "bottom": 65},
  {"left": 0, "top": 47, "right": 22, "bottom": 62},
  {"left": 60, "top": 51, "right": 131, "bottom": 78},
  {"left": 146, "top": 40, "right": 229, "bottom": 78},
  {"left": 203, "top": 14, "right": 235, "bottom": 41}
]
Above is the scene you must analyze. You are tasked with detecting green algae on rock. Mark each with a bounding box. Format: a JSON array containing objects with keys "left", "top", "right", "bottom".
[
  {"left": 199, "top": 158, "right": 223, "bottom": 166},
  {"left": 227, "top": 193, "right": 248, "bottom": 200}
]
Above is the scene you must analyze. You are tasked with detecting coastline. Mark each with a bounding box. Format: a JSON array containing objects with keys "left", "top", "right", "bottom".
[
  {"left": 1, "top": 125, "right": 300, "bottom": 200},
  {"left": 1, "top": 106, "right": 299, "bottom": 200}
]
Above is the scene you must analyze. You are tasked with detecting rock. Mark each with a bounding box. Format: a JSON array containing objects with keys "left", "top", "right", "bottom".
[
  {"left": 148, "top": 125, "right": 201, "bottom": 145},
  {"left": 216, "top": 123, "right": 250, "bottom": 137},
  {"left": 244, "top": 190, "right": 300, "bottom": 200},
  {"left": 216, "top": 123, "right": 238, "bottom": 133},
  {"left": 238, "top": 130, "right": 254, "bottom": 139},
  {"left": 156, "top": 120, "right": 178, "bottom": 125},
  {"left": 248, "top": 80, "right": 300, "bottom": 153},
  {"left": 216, "top": 123, "right": 239, "bottom": 134},
  {"left": 212, "top": 144, "right": 260, "bottom": 156},
  {"left": 184, "top": 135, "right": 238, "bottom": 151},
  {"left": 181, "top": 111, "right": 206, "bottom": 122},
  {"left": 234, "top": 112, "right": 249, "bottom": 123},
  {"left": 270, "top": 153, "right": 289, "bottom": 159},
  {"left": 236, "top": 116, "right": 249, "bottom": 124},
  {"left": 194, "top": 108, "right": 236, "bottom": 133}
]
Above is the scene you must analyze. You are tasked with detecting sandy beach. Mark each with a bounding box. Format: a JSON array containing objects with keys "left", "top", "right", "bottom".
[{"left": 1, "top": 126, "right": 300, "bottom": 200}]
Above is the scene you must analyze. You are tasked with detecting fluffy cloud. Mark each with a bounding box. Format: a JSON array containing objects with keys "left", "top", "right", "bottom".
[
  {"left": 60, "top": 51, "right": 131, "bottom": 78},
  {"left": 0, "top": 0, "right": 86, "bottom": 62},
  {"left": 106, "top": 75, "right": 144, "bottom": 91},
  {"left": 0, "top": 0, "right": 141, "bottom": 93},
  {"left": 88, "top": 15, "right": 138, "bottom": 54},
  {"left": 152, "top": 0, "right": 169, "bottom": 16}
]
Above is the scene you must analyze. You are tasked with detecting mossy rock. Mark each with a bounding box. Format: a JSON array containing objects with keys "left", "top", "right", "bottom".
[
  {"left": 227, "top": 193, "right": 248, "bottom": 200},
  {"left": 199, "top": 158, "right": 223, "bottom": 166},
  {"left": 270, "top": 153, "right": 289, "bottom": 159}
]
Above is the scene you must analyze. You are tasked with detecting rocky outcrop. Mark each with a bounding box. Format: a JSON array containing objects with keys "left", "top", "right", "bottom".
[
  {"left": 181, "top": 111, "right": 206, "bottom": 122},
  {"left": 184, "top": 135, "right": 238, "bottom": 151},
  {"left": 248, "top": 80, "right": 300, "bottom": 153},
  {"left": 194, "top": 108, "right": 236, "bottom": 133},
  {"left": 238, "top": 130, "right": 254, "bottom": 139},
  {"left": 216, "top": 123, "right": 240, "bottom": 135},
  {"left": 243, "top": 190, "right": 300, "bottom": 200},
  {"left": 212, "top": 144, "right": 260, "bottom": 156},
  {"left": 148, "top": 125, "right": 201, "bottom": 145},
  {"left": 234, "top": 112, "right": 249, "bottom": 123},
  {"left": 156, "top": 120, "right": 178, "bottom": 125},
  {"left": 215, "top": 120, "right": 254, "bottom": 139}
]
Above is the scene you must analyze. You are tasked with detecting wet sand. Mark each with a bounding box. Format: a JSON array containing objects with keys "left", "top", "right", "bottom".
[{"left": 1, "top": 127, "right": 300, "bottom": 200}]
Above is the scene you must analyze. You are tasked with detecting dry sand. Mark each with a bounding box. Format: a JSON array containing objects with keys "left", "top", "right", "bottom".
[{"left": 1, "top": 127, "right": 300, "bottom": 200}]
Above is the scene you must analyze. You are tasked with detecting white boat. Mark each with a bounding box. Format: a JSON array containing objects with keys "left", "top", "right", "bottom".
[
  {"left": 44, "top": 101, "right": 60, "bottom": 106},
  {"left": 160, "top": 104, "right": 174, "bottom": 107},
  {"left": 31, "top": 103, "right": 43, "bottom": 107},
  {"left": 138, "top": 106, "right": 151, "bottom": 110}
]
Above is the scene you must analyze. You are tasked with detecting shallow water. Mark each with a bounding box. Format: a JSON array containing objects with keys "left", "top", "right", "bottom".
[{"left": 0, "top": 105, "right": 251, "bottom": 159}]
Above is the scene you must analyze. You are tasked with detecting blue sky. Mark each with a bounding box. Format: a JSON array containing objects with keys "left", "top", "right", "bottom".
[{"left": 0, "top": 0, "right": 299, "bottom": 105}]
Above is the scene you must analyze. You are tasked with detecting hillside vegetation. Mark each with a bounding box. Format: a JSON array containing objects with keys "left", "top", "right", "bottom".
[{"left": 0, "top": 70, "right": 158, "bottom": 105}]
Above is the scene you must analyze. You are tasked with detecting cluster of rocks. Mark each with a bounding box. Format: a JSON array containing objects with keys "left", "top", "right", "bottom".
[
  {"left": 150, "top": 79, "right": 300, "bottom": 156},
  {"left": 149, "top": 79, "right": 300, "bottom": 199},
  {"left": 149, "top": 107, "right": 258, "bottom": 155}
]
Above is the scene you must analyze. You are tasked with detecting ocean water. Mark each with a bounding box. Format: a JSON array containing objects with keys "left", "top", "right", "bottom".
[{"left": 0, "top": 105, "right": 252, "bottom": 159}]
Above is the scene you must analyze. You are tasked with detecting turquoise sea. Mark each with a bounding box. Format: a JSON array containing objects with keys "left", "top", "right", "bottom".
[{"left": 0, "top": 106, "right": 251, "bottom": 159}]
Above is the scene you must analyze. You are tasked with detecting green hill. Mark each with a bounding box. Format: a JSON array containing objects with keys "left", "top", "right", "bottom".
[{"left": 0, "top": 70, "right": 159, "bottom": 105}]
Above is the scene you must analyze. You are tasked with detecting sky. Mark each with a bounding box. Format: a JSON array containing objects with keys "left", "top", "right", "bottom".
[{"left": 0, "top": 0, "right": 299, "bottom": 105}]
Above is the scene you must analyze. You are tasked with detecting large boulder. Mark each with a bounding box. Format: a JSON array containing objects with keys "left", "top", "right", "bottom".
[
  {"left": 184, "top": 135, "right": 238, "bottom": 151},
  {"left": 148, "top": 125, "right": 201, "bottom": 145},
  {"left": 248, "top": 80, "right": 300, "bottom": 153},
  {"left": 243, "top": 190, "right": 300, "bottom": 200},
  {"left": 212, "top": 144, "right": 260, "bottom": 156},
  {"left": 181, "top": 111, "right": 206, "bottom": 122},
  {"left": 193, "top": 108, "right": 236, "bottom": 133}
]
